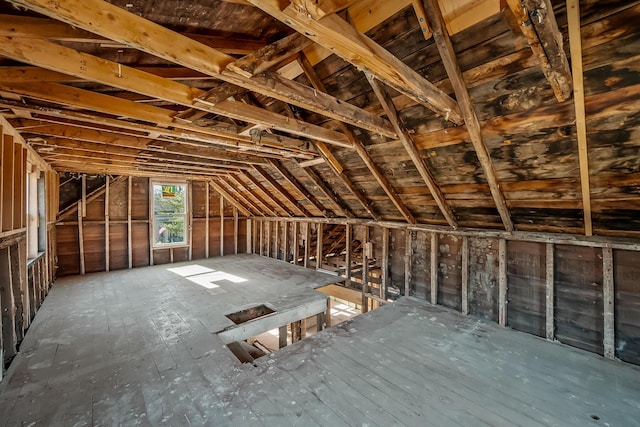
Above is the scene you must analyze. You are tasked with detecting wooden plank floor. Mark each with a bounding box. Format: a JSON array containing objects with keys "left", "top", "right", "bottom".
[{"left": 1, "top": 255, "right": 640, "bottom": 426}]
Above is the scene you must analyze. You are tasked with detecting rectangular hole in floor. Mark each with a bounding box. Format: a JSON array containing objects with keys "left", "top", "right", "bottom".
[{"left": 225, "top": 304, "right": 276, "bottom": 325}]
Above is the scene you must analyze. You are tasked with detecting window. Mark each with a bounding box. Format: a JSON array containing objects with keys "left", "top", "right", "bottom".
[{"left": 152, "top": 183, "right": 188, "bottom": 247}]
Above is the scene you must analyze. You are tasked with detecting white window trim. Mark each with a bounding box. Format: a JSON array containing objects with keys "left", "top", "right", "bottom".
[{"left": 150, "top": 180, "right": 190, "bottom": 249}]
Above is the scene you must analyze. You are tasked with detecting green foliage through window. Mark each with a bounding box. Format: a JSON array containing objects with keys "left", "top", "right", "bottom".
[{"left": 153, "top": 183, "right": 187, "bottom": 246}]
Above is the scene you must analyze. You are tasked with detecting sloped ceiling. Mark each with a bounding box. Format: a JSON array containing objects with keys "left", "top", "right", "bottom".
[{"left": 0, "top": 0, "right": 638, "bottom": 237}]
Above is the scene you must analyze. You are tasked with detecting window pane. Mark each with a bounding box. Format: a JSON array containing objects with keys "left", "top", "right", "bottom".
[
  {"left": 152, "top": 183, "right": 187, "bottom": 247},
  {"left": 155, "top": 215, "right": 186, "bottom": 245}
]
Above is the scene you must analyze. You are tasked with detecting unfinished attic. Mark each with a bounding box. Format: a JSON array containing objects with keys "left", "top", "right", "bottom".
[{"left": 0, "top": 0, "right": 639, "bottom": 424}]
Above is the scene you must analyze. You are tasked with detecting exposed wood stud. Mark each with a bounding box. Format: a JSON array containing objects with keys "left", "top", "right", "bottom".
[
  {"left": 234, "top": 207, "right": 239, "bottom": 255},
  {"left": 345, "top": 223, "right": 352, "bottom": 286},
  {"left": 104, "top": 175, "right": 110, "bottom": 272},
  {"left": 304, "top": 222, "right": 310, "bottom": 268},
  {"left": 274, "top": 219, "right": 279, "bottom": 259},
  {"left": 430, "top": 232, "right": 438, "bottom": 305},
  {"left": 220, "top": 197, "right": 225, "bottom": 256},
  {"left": 361, "top": 225, "right": 370, "bottom": 312},
  {"left": 498, "top": 238, "right": 507, "bottom": 327},
  {"left": 81, "top": 174, "right": 86, "bottom": 218},
  {"left": 566, "top": 0, "right": 593, "bottom": 236},
  {"left": 381, "top": 227, "right": 389, "bottom": 299},
  {"left": 325, "top": 298, "right": 332, "bottom": 328},
  {"left": 421, "top": 0, "right": 513, "bottom": 232},
  {"left": 259, "top": 219, "right": 264, "bottom": 256},
  {"left": 366, "top": 74, "right": 458, "bottom": 229},
  {"left": 205, "top": 183, "right": 210, "bottom": 258},
  {"left": 247, "top": 219, "right": 253, "bottom": 255},
  {"left": 316, "top": 222, "right": 323, "bottom": 270},
  {"left": 603, "top": 246, "right": 614, "bottom": 359},
  {"left": 291, "top": 221, "right": 299, "bottom": 264},
  {"left": 77, "top": 200, "right": 85, "bottom": 275},
  {"left": 461, "top": 236, "right": 469, "bottom": 315},
  {"left": 404, "top": 229, "right": 413, "bottom": 297},
  {"left": 188, "top": 182, "right": 193, "bottom": 261},
  {"left": 127, "top": 176, "right": 132, "bottom": 269},
  {"left": 278, "top": 325, "right": 287, "bottom": 349},
  {"left": 266, "top": 220, "right": 271, "bottom": 258},
  {"left": 545, "top": 243, "right": 555, "bottom": 340}
]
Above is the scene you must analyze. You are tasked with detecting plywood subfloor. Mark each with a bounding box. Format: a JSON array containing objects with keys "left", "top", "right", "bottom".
[{"left": 1, "top": 255, "right": 639, "bottom": 426}]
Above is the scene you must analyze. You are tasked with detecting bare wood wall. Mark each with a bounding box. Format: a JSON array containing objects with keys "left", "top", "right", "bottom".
[
  {"left": 250, "top": 218, "right": 640, "bottom": 366},
  {"left": 56, "top": 177, "right": 248, "bottom": 276},
  {"left": 0, "top": 117, "right": 57, "bottom": 378}
]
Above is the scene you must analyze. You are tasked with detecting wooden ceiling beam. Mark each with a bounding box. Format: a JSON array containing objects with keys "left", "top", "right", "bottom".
[
  {"left": 421, "top": 0, "right": 513, "bottom": 232},
  {"left": 0, "top": 36, "right": 345, "bottom": 150},
  {"left": 6, "top": 0, "right": 394, "bottom": 137},
  {"left": 0, "top": 80, "right": 314, "bottom": 158},
  {"left": 240, "top": 171, "right": 297, "bottom": 217},
  {"left": 0, "top": 14, "right": 268, "bottom": 55},
  {"left": 252, "top": 165, "right": 311, "bottom": 217},
  {"left": 566, "top": 0, "right": 592, "bottom": 236},
  {"left": 225, "top": 173, "right": 279, "bottom": 217},
  {"left": 226, "top": 32, "right": 313, "bottom": 78},
  {"left": 247, "top": 0, "right": 463, "bottom": 124},
  {"left": 13, "top": 120, "right": 267, "bottom": 166},
  {"left": 215, "top": 176, "right": 266, "bottom": 216},
  {"left": 0, "top": 101, "right": 314, "bottom": 159},
  {"left": 294, "top": 161, "right": 354, "bottom": 218},
  {"left": 266, "top": 159, "right": 328, "bottom": 217},
  {"left": 298, "top": 53, "right": 414, "bottom": 224},
  {"left": 208, "top": 179, "right": 252, "bottom": 217},
  {"left": 366, "top": 73, "right": 458, "bottom": 229},
  {"left": 504, "top": 0, "right": 572, "bottom": 102}
]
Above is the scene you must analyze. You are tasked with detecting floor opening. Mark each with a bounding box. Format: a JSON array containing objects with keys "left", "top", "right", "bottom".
[{"left": 225, "top": 304, "right": 276, "bottom": 325}]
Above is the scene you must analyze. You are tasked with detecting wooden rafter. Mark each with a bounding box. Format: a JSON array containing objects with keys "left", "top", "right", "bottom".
[
  {"left": 366, "top": 74, "right": 459, "bottom": 229},
  {"left": 214, "top": 176, "right": 264, "bottom": 216},
  {"left": 240, "top": 171, "right": 297, "bottom": 217},
  {"left": 6, "top": 0, "right": 396, "bottom": 138},
  {"left": 566, "top": 0, "right": 592, "bottom": 236},
  {"left": 294, "top": 162, "right": 354, "bottom": 218},
  {"left": 57, "top": 175, "right": 126, "bottom": 219},
  {"left": 266, "top": 159, "right": 328, "bottom": 218},
  {"left": 420, "top": 0, "right": 513, "bottom": 232},
  {"left": 226, "top": 173, "right": 279, "bottom": 217},
  {"left": 0, "top": 36, "right": 345, "bottom": 151},
  {"left": 252, "top": 165, "right": 311, "bottom": 217},
  {"left": 504, "top": 0, "right": 572, "bottom": 102},
  {"left": 247, "top": 0, "right": 463, "bottom": 124},
  {"left": 0, "top": 14, "right": 268, "bottom": 55},
  {"left": 208, "top": 179, "right": 251, "bottom": 217},
  {"left": 297, "top": 53, "right": 415, "bottom": 224}
]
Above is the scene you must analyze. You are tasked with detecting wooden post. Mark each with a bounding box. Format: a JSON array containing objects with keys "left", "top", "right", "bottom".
[
  {"left": 430, "top": 233, "right": 438, "bottom": 305},
  {"left": 234, "top": 207, "right": 239, "bottom": 255},
  {"left": 148, "top": 179, "right": 154, "bottom": 266},
  {"left": 498, "top": 239, "right": 507, "bottom": 327},
  {"left": 316, "top": 222, "right": 323, "bottom": 270},
  {"left": 278, "top": 325, "right": 288, "bottom": 349},
  {"left": 304, "top": 222, "right": 310, "bottom": 268},
  {"left": 345, "top": 224, "right": 352, "bottom": 286},
  {"left": 0, "top": 247, "right": 16, "bottom": 362},
  {"left": 205, "top": 182, "right": 210, "bottom": 258},
  {"left": 274, "top": 220, "right": 280, "bottom": 260},
  {"left": 248, "top": 219, "right": 254, "bottom": 254},
  {"left": 259, "top": 220, "right": 264, "bottom": 256},
  {"left": 188, "top": 182, "right": 193, "bottom": 261},
  {"left": 266, "top": 220, "right": 271, "bottom": 258},
  {"left": 292, "top": 221, "right": 299, "bottom": 264},
  {"left": 545, "top": 243, "right": 554, "bottom": 340},
  {"left": 325, "top": 298, "right": 332, "bottom": 328},
  {"left": 220, "top": 197, "right": 224, "bottom": 256},
  {"left": 283, "top": 220, "right": 289, "bottom": 262},
  {"left": 405, "top": 229, "right": 413, "bottom": 297},
  {"left": 461, "top": 236, "right": 469, "bottom": 315},
  {"left": 77, "top": 201, "right": 85, "bottom": 275},
  {"left": 105, "top": 175, "right": 110, "bottom": 271},
  {"left": 362, "top": 226, "right": 370, "bottom": 313},
  {"left": 127, "top": 176, "right": 132, "bottom": 269},
  {"left": 316, "top": 312, "right": 325, "bottom": 332},
  {"left": 381, "top": 227, "right": 389, "bottom": 299},
  {"left": 603, "top": 246, "right": 615, "bottom": 359},
  {"left": 81, "top": 174, "right": 86, "bottom": 218}
]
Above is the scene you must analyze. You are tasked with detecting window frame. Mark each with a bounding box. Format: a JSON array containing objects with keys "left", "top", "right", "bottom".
[{"left": 150, "top": 180, "right": 190, "bottom": 249}]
